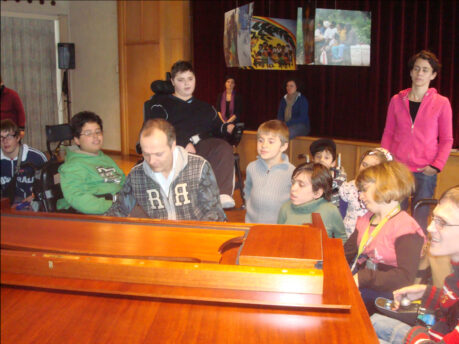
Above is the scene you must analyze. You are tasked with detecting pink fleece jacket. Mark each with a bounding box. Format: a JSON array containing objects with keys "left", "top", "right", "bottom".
[{"left": 381, "top": 88, "right": 453, "bottom": 172}]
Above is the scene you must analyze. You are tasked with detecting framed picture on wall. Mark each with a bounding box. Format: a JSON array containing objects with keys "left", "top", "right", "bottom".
[{"left": 314, "top": 8, "right": 371, "bottom": 66}]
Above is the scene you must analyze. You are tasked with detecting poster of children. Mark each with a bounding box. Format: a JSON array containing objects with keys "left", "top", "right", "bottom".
[
  {"left": 224, "top": 2, "right": 253, "bottom": 67},
  {"left": 249, "top": 16, "right": 297, "bottom": 70},
  {"left": 314, "top": 9, "right": 371, "bottom": 66}
]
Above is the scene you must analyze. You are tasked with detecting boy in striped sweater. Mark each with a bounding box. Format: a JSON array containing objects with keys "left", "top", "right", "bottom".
[{"left": 244, "top": 120, "right": 295, "bottom": 224}]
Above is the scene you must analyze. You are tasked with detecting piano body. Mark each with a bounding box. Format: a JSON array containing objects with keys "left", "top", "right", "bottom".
[{"left": 1, "top": 200, "right": 378, "bottom": 343}]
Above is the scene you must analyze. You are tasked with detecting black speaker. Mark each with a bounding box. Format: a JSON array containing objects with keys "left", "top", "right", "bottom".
[{"left": 58, "top": 43, "right": 75, "bottom": 70}]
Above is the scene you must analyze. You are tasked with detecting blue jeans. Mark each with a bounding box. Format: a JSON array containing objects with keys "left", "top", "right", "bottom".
[
  {"left": 287, "top": 123, "right": 310, "bottom": 139},
  {"left": 371, "top": 313, "right": 412, "bottom": 344},
  {"left": 413, "top": 172, "right": 437, "bottom": 231}
]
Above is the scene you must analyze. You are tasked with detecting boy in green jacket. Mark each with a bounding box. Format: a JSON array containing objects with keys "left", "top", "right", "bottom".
[
  {"left": 57, "top": 111, "right": 125, "bottom": 214},
  {"left": 277, "top": 162, "right": 347, "bottom": 243}
]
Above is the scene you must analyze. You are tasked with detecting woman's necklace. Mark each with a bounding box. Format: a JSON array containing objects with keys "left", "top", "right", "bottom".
[{"left": 410, "top": 90, "right": 425, "bottom": 102}]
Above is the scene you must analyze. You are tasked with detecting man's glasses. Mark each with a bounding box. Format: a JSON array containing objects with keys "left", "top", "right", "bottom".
[
  {"left": 431, "top": 216, "right": 459, "bottom": 231},
  {"left": 0, "top": 133, "right": 17, "bottom": 142},
  {"left": 80, "top": 130, "right": 103, "bottom": 137}
]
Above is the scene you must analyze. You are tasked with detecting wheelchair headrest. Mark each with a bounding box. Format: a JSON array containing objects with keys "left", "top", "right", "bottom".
[
  {"left": 46, "top": 124, "right": 73, "bottom": 142},
  {"left": 150, "top": 80, "right": 174, "bottom": 95}
]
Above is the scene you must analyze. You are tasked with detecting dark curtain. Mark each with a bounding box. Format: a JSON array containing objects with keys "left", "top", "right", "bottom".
[{"left": 191, "top": 0, "right": 458, "bottom": 147}]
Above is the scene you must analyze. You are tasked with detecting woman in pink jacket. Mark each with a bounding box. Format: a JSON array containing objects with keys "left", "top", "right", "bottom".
[{"left": 381, "top": 50, "right": 453, "bottom": 230}]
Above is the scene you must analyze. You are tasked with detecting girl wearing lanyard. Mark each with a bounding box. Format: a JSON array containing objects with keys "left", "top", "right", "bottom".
[{"left": 344, "top": 161, "right": 426, "bottom": 315}]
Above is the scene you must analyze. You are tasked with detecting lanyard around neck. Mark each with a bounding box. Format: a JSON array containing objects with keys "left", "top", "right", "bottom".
[{"left": 357, "top": 205, "right": 401, "bottom": 259}]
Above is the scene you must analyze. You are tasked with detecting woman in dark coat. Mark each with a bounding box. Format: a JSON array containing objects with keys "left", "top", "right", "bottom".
[{"left": 277, "top": 78, "right": 310, "bottom": 139}]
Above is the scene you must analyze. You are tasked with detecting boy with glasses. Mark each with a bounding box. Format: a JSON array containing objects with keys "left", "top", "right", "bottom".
[
  {"left": 1, "top": 119, "right": 47, "bottom": 203},
  {"left": 57, "top": 111, "right": 125, "bottom": 214},
  {"left": 371, "top": 185, "right": 459, "bottom": 344}
]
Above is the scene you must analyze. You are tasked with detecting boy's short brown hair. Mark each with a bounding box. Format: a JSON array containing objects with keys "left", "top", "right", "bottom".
[
  {"left": 171, "top": 60, "right": 194, "bottom": 79},
  {"left": 257, "top": 120, "right": 289, "bottom": 145},
  {"left": 292, "top": 162, "right": 333, "bottom": 201},
  {"left": 356, "top": 161, "right": 414, "bottom": 203},
  {"left": 0, "top": 119, "right": 19, "bottom": 135}
]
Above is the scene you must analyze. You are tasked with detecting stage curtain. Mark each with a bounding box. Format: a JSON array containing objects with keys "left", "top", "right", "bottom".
[{"left": 191, "top": 0, "right": 458, "bottom": 147}]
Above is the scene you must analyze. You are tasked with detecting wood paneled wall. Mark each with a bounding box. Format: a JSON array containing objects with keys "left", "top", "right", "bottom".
[
  {"left": 117, "top": 1, "right": 191, "bottom": 155},
  {"left": 237, "top": 131, "right": 459, "bottom": 199}
]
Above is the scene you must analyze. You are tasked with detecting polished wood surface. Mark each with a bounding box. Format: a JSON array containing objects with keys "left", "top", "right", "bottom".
[
  {"left": 1, "top": 214, "right": 245, "bottom": 263},
  {"left": 1, "top": 209, "right": 378, "bottom": 343},
  {"left": 239, "top": 225, "right": 323, "bottom": 269}
]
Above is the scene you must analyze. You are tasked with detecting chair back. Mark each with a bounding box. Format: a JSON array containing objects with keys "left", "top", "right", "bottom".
[
  {"left": 228, "top": 122, "right": 244, "bottom": 147},
  {"left": 46, "top": 124, "right": 73, "bottom": 160},
  {"left": 412, "top": 198, "right": 438, "bottom": 235},
  {"left": 32, "top": 160, "right": 64, "bottom": 212}
]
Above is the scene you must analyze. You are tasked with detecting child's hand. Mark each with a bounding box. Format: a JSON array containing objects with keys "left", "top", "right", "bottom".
[{"left": 392, "top": 284, "right": 426, "bottom": 310}]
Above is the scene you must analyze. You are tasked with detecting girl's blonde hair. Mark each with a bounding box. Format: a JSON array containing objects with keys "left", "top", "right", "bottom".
[{"left": 356, "top": 161, "right": 414, "bottom": 203}]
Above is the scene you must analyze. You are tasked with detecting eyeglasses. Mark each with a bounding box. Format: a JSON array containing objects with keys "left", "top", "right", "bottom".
[
  {"left": 0, "top": 133, "right": 17, "bottom": 142},
  {"left": 80, "top": 130, "right": 103, "bottom": 137},
  {"left": 431, "top": 216, "right": 459, "bottom": 231}
]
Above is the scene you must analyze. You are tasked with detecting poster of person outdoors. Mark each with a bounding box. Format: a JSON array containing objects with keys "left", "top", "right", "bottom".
[
  {"left": 249, "top": 16, "right": 297, "bottom": 70},
  {"left": 224, "top": 3, "right": 253, "bottom": 67},
  {"left": 296, "top": 7, "right": 315, "bottom": 65},
  {"left": 314, "top": 9, "right": 371, "bottom": 66}
]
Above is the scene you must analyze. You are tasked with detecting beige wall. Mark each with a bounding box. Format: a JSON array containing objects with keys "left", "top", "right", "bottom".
[
  {"left": 1, "top": 0, "right": 121, "bottom": 151},
  {"left": 69, "top": 1, "right": 120, "bottom": 151}
]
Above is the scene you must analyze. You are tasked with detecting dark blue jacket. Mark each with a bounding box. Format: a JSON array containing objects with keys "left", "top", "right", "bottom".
[
  {"left": 277, "top": 93, "right": 310, "bottom": 131},
  {"left": 1, "top": 144, "right": 47, "bottom": 201}
]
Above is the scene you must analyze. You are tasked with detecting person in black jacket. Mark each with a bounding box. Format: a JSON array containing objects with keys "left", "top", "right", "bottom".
[
  {"left": 144, "top": 61, "right": 236, "bottom": 209},
  {"left": 215, "top": 76, "right": 242, "bottom": 125},
  {"left": 1, "top": 119, "right": 47, "bottom": 204}
]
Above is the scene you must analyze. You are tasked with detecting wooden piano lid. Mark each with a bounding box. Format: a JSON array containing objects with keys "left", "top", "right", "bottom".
[{"left": 238, "top": 224, "right": 323, "bottom": 269}]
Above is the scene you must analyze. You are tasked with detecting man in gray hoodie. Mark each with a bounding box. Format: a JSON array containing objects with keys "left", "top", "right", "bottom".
[{"left": 106, "top": 118, "right": 226, "bottom": 221}]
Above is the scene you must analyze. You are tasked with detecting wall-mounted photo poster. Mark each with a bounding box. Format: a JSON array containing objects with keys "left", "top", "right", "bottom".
[
  {"left": 314, "top": 8, "right": 371, "bottom": 66},
  {"left": 236, "top": 2, "right": 253, "bottom": 67},
  {"left": 224, "top": 2, "right": 254, "bottom": 68},
  {"left": 249, "top": 16, "right": 297, "bottom": 70},
  {"left": 296, "top": 8, "right": 304, "bottom": 65},
  {"left": 297, "top": 6, "right": 315, "bottom": 65},
  {"left": 224, "top": 8, "right": 239, "bottom": 67}
]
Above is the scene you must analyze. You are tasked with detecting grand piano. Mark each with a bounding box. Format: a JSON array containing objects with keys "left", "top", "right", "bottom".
[{"left": 1, "top": 200, "right": 378, "bottom": 343}]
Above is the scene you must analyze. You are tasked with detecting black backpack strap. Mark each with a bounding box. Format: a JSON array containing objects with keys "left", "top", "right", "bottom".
[{"left": 2, "top": 145, "right": 24, "bottom": 203}]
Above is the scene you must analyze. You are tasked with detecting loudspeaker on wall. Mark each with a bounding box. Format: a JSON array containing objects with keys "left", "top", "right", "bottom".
[{"left": 58, "top": 43, "right": 75, "bottom": 70}]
